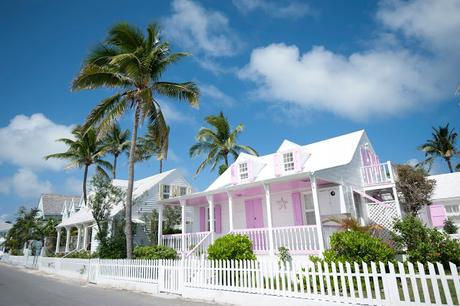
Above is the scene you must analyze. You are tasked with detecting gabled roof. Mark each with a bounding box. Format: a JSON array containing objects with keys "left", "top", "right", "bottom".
[
  {"left": 112, "top": 169, "right": 176, "bottom": 199},
  {"left": 206, "top": 130, "right": 365, "bottom": 192},
  {"left": 39, "top": 194, "right": 81, "bottom": 216},
  {"left": 428, "top": 172, "right": 460, "bottom": 200}
]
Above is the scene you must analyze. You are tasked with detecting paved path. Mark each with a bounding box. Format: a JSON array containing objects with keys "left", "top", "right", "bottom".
[{"left": 0, "top": 263, "right": 216, "bottom": 306}]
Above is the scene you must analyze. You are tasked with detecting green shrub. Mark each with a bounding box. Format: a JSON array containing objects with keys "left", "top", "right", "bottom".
[
  {"left": 393, "top": 216, "right": 460, "bottom": 266},
  {"left": 133, "top": 245, "right": 177, "bottom": 260},
  {"left": 443, "top": 218, "right": 459, "bottom": 234},
  {"left": 207, "top": 234, "right": 256, "bottom": 260},
  {"left": 323, "top": 230, "right": 395, "bottom": 263},
  {"left": 98, "top": 233, "right": 126, "bottom": 259}
]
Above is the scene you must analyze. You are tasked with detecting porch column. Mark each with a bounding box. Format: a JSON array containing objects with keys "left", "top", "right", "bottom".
[
  {"left": 207, "top": 196, "right": 215, "bottom": 241},
  {"left": 157, "top": 204, "right": 163, "bottom": 246},
  {"left": 64, "top": 227, "right": 71, "bottom": 253},
  {"left": 338, "top": 184, "right": 347, "bottom": 214},
  {"left": 263, "top": 184, "right": 275, "bottom": 256},
  {"left": 76, "top": 226, "right": 81, "bottom": 250},
  {"left": 180, "top": 200, "right": 186, "bottom": 255},
  {"left": 227, "top": 192, "right": 234, "bottom": 232},
  {"left": 310, "top": 175, "right": 325, "bottom": 252},
  {"left": 55, "top": 229, "right": 61, "bottom": 253},
  {"left": 82, "top": 225, "right": 89, "bottom": 250}
]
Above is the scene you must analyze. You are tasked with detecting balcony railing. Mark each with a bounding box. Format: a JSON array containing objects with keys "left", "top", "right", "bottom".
[
  {"left": 361, "top": 161, "right": 394, "bottom": 187},
  {"left": 161, "top": 231, "right": 211, "bottom": 253}
]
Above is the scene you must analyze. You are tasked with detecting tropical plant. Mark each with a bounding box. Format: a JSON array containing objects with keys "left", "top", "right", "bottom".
[
  {"left": 443, "top": 218, "right": 458, "bottom": 234},
  {"left": 395, "top": 164, "right": 436, "bottom": 215},
  {"left": 71, "top": 22, "right": 199, "bottom": 258},
  {"left": 45, "top": 126, "right": 112, "bottom": 204},
  {"left": 103, "top": 123, "right": 130, "bottom": 179},
  {"left": 325, "top": 216, "right": 382, "bottom": 235},
  {"left": 418, "top": 124, "right": 458, "bottom": 172},
  {"left": 133, "top": 245, "right": 177, "bottom": 259},
  {"left": 190, "top": 112, "right": 258, "bottom": 175},
  {"left": 5, "top": 207, "right": 41, "bottom": 253},
  {"left": 207, "top": 234, "right": 256, "bottom": 260},
  {"left": 134, "top": 123, "right": 169, "bottom": 173}
]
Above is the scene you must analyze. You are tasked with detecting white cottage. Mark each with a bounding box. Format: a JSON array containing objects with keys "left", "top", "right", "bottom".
[
  {"left": 56, "top": 169, "right": 192, "bottom": 254},
  {"left": 158, "top": 130, "right": 403, "bottom": 258}
]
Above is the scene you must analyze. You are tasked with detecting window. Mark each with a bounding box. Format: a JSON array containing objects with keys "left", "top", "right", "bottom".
[
  {"left": 446, "top": 204, "right": 460, "bottom": 214},
  {"left": 180, "top": 186, "right": 187, "bottom": 196},
  {"left": 283, "top": 152, "right": 295, "bottom": 171},
  {"left": 303, "top": 193, "right": 316, "bottom": 225},
  {"left": 239, "top": 162, "right": 249, "bottom": 180},
  {"left": 162, "top": 185, "right": 170, "bottom": 199}
]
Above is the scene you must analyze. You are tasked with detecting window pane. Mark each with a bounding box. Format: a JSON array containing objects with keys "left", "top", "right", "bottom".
[
  {"left": 304, "top": 194, "right": 314, "bottom": 210},
  {"left": 283, "top": 152, "right": 294, "bottom": 171},
  {"left": 306, "top": 212, "right": 316, "bottom": 225}
]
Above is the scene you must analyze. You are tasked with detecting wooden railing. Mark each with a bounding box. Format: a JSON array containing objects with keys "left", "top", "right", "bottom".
[
  {"left": 161, "top": 231, "right": 211, "bottom": 253},
  {"left": 361, "top": 161, "right": 394, "bottom": 186},
  {"left": 232, "top": 228, "right": 270, "bottom": 253}
]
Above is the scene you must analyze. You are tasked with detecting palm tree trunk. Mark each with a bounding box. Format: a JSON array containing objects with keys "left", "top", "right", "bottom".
[
  {"left": 83, "top": 164, "right": 89, "bottom": 205},
  {"left": 125, "top": 105, "right": 140, "bottom": 259},
  {"left": 159, "top": 159, "right": 163, "bottom": 173},
  {"left": 113, "top": 154, "right": 118, "bottom": 179},
  {"left": 446, "top": 158, "right": 453, "bottom": 173},
  {"left": 224, "top": 154, "right": 229, "bottom": 167}
]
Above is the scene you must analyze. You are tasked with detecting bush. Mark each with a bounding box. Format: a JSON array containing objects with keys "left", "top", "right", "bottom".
[
  {"left": 133, "top": 245, "right": 177, "bottom": 259},
  {"left": 393, "top": 216, "right": 460, "bottom": 266},
  {"left": 323, "top": 230, "right": 395, "bottom": 263},
  {"left": 98, "top": 233, "right": 126, "bottom": 259},
  {"left": 443, "top": 218, "right": 459, "bottom": 234},
  {"left": 207, "top": 234, "right": 256, "bottom": 260}
]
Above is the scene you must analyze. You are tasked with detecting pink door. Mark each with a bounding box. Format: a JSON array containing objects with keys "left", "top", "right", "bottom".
[{"left": 245, "top": 198, "right": 264, "bottom": 228}]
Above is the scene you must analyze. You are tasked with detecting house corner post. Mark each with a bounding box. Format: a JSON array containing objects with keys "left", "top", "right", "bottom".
[
  {"left": 310, "top": 175, "right": 325, "bottom": 253},
  {"left": 55, "top": 228, "right": 61, "bottom": 254},
  {"left": 180, "top": 199, "right": 186, "bottom": 257},
  {"left": 82, "top": 225, "right": 89, "bottom": 250},
  {"left": 207, "top": 195, "right": 215, "bottom": 242},
  {"left": 76, "top": 226, "right": 81, "bottom": 250},
  {"left": 64, "top": 227, "right": 71, "bottom": 253},
  {"left": 338, "top": 184, "right": 347, "bottom": 214},
  {"left": 263, "top": 183, "right": 275, "bottom": 257},
  {"left": 157, "top": 204, "right": 163, "bottom": 246},
  {"left": 227, "top": 192, "right": 234, "bottom": 232}
]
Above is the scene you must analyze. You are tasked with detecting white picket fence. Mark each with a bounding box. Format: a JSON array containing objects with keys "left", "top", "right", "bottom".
[{"left": 2, "top": 254, "right": 459, "bottom": 306}]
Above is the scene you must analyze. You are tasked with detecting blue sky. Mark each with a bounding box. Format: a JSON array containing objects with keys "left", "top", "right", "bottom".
[{"left": 1, "top": 0, "right": 459, "bottom": 221}]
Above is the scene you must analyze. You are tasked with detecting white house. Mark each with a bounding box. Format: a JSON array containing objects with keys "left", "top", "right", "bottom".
[
  {"left": 55, "top": 169, "right": 192, "bottom": 254},
  {"left": 37, "top": 193, "right": 81, "bottom": 221},
  {"left": 158, "top": 130, "right": 402, "bottom": 258}
]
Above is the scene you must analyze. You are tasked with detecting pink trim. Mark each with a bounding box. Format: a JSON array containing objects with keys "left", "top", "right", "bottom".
[
  {"left": 430, "top": 204, "right": 447, "bottom": 227},
  {"left": 292, "top": 192, "right": 304, "bottom": 225},
  {"left": 214, "top": 204, "right": 222, "bottom": 234},
  {"left": 274, "top": 154, "right": 281, "bottom": 176},
  {"left": 199, "top": 207, "right": 206, "bottom": 231}
]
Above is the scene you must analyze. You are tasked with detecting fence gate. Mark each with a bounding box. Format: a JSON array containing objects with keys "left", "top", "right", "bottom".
[
  {"left": 158, "top": 260, "right": 183, "bottom": 295},
  {"left": 87, "top": 259, "right": 98, "bottom": 284}
]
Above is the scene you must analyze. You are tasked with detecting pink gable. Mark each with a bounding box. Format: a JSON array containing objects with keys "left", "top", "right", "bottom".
[
  {"left": 430, "top": 204, "right": 447, "bottom": 227},
  {"left": 292, "top": 192, "right": 304, "bottom": 226},
  {"left": 273, "top": 154, "right": 281, "bottom": 177},
  {"left": 214, "top": 204, "right": 222, "bottom": 234},
  {"left": 199, "top": 207, "right": 206, "bottom": 231}
]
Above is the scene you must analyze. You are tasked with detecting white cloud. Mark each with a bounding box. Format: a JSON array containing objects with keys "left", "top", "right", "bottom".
[
  {"left": 239, "top": 0, "right": 460, "bottom": 121},
  {"left": 161, "top": 102, "right": 194, "bottom": 124},
  {"left": 233, "top": 0, "right": 313, "bottom": 19},
  {"left": 200, "top": 84, "right": 236, "bottom": 107},
  {"left": 0, "top": 168, "right": 52, "bottom": 198},
  {"left": 0, "top": 113, "right": 74, "bottom": 171},
  {"left": 163, "top": 0, "right": 241, "bottom": 57}
]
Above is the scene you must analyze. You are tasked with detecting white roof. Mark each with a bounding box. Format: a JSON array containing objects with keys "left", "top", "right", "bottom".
[
  {"left": 428, "top": 172, "right": 460, "bottom": 200},
  {"left": 206, "top": 130, "right": 365, "bottom": 192}
]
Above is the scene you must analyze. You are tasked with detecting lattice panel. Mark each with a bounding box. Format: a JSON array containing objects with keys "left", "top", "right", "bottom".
[{"left": 367, "top": 202, "right": 399, "bottom": 240}]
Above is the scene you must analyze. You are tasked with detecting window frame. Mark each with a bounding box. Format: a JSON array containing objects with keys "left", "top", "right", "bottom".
[
  {"left": 162, "top": 185, "right": 171, "bottom": 199},
  {"left": 239, "top": 162, "right": 249, "bottom": 180},
  {"left": 302, "top": 192, "right": 317, "bottom": 225},
  {"left": 282, "top": 151, "right": 295, "bottom": 172}
]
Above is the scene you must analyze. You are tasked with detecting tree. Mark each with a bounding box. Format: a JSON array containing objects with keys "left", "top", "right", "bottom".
[
  {"left": 72, "top": 23, "right": 199, "bottom": 258},
  {"left": 135, "top": 124, "right": 169, "bottom": 173},
  {"left": 189, "top": 112, "right": 258, "bottom": 175},
  {"left": 103, "top": 123, "right": 130, "bottom": 179},
  {"left": 163, "top": 205, "right": 181, "bottom": 232},
  {"left": 395, "top": 164, "right": 436, "bottom": 216},
  {"left": 418, "top": 124, "right": 458, "bottom": 172},
  {"left": 5, "top": 207, "right": 41, "bottom": 254},
  {"left": 142, "top": 209, "right": 159, "bottom": 245},
  {"left": 45, "top": 126, "right": 112, "bottom": 204}
]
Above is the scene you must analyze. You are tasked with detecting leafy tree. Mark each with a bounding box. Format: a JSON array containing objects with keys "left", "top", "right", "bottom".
[
  {"left": 395, "top": 164, "right": 436, "bottom": 216},
  {"left": 103, "top": 123, "right": 130, "bottom": 179},
  {"left": 72, "top": 23, "right": 199, "bottom": 258},
  {"left": 45, "top": 126, "right": 112, "bottom": 204},
  {"left": 163, "top": 205, "right": 181, "bottom": 233},
  {"left": 418, "top": 124, "right": 458, "bottom": 172},
  {"left": 190, "top": 112, "right": 258, "bottom": 175},
  {"left": 134, "top": 124, "right": 169, "bottom": 173},
  {"left": 5, "top": 207, "right": 41, "bottom": 253},
  {"left": 443, "top": 218, "right": 459, "bottom": 234}
]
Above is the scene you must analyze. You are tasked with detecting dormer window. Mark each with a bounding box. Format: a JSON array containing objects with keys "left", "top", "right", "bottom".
[
  {"left": 162, "top": 185, "right": 170, "bottom": 199},
  {"left": 239, "top": 162, "right": 249, "bottom": 180},
  {"left": 283, "top": 152, "right": 295, "bottom": 171}
]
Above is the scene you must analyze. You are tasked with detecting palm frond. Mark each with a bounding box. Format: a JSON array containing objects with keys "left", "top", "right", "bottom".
[
  {"left": 72, "top": 64, "right": 133, "bottom": 91},
  {"left": 154, "top": 82, "right": 199, "bottom": 107}
]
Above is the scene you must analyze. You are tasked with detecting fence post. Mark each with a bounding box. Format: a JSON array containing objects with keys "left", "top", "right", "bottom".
[{"left": 381, "top": 262, "right": 399, "bottom": 306}]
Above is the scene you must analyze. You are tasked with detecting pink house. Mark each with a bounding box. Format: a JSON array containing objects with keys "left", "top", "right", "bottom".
[{"left": 158, "top": 130, "right": 402, "bottom": 258}]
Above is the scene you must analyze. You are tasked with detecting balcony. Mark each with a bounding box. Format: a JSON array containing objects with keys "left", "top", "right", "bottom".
[{"left": 361, "top": 161, "right": 395, "bottom": 187}]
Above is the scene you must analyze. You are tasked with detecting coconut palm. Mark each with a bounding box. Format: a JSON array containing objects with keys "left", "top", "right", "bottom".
[
  {"left": 190, "top": 112, "right": 258, "bottom": 175},
  {"left": 71, "top": 23, "right": 199, "bottom": 258},
  {"left": 418, "top": 124, "right": 458, "bottom": 173},
  {"left": 45, "top": 126, "right": 112, "bottom": 204},
  {"left": 103, "top": 123, "right": 130, "bottom": 179},
  {"left": 135, "top": 124, "right": 169, "bottom": 173}
]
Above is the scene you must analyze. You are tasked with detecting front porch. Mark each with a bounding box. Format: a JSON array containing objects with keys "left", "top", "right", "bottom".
[{"left": 158, "top": 174, "right": 351, "bottom": 258}]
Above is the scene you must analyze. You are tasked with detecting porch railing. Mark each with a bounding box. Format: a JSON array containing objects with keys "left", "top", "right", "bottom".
[
  {"left": 361, "top": 161, "right": 394, "bottom": 187},
  {"left": 161, "top": 231, "right": 211, "bottom": 253}
]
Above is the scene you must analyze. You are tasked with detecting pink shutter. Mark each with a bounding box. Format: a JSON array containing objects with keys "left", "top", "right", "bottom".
[
  {"left": 274, "top": 154, "right": 281, "bottom": 176},
  {"left": 230, "top": 164, "right": 237, "bottom": 184},
  {"left": 247, "top": 160, "right": 254, "bottom": 181},
  {"left": 199, "top": 207, "right": 206, "bottom": 231},
  {"left": 293, "top": 149, "right": 301, "bottom": 172},
  {"left": 292, "top": 192, "right": 304, "bottom": 226},
  {"left": 430, "top": 204, "right": 447, "bottom": 227},
  {"left": 214, "top": 204, "right": 222, "bottom": 234}
]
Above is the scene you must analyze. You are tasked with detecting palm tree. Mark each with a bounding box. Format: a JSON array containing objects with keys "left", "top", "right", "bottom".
[
  {"left": 71, "top": 23, "right": 199, "bottom": 258},
  {"left": 190, "top": 112, "right": 258, "bottom": 175},
  {"left": 135, "top": 124, "right": 169, "bottom": 173},
  {"left": 418, "top": 124, "right": 458, "bottom": 173},
  {"left": 45, "top": 126, "right": 112, "bottom": 204},
  {"left": 103, "top": 123, "right": 130, "bottom": 179}
]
